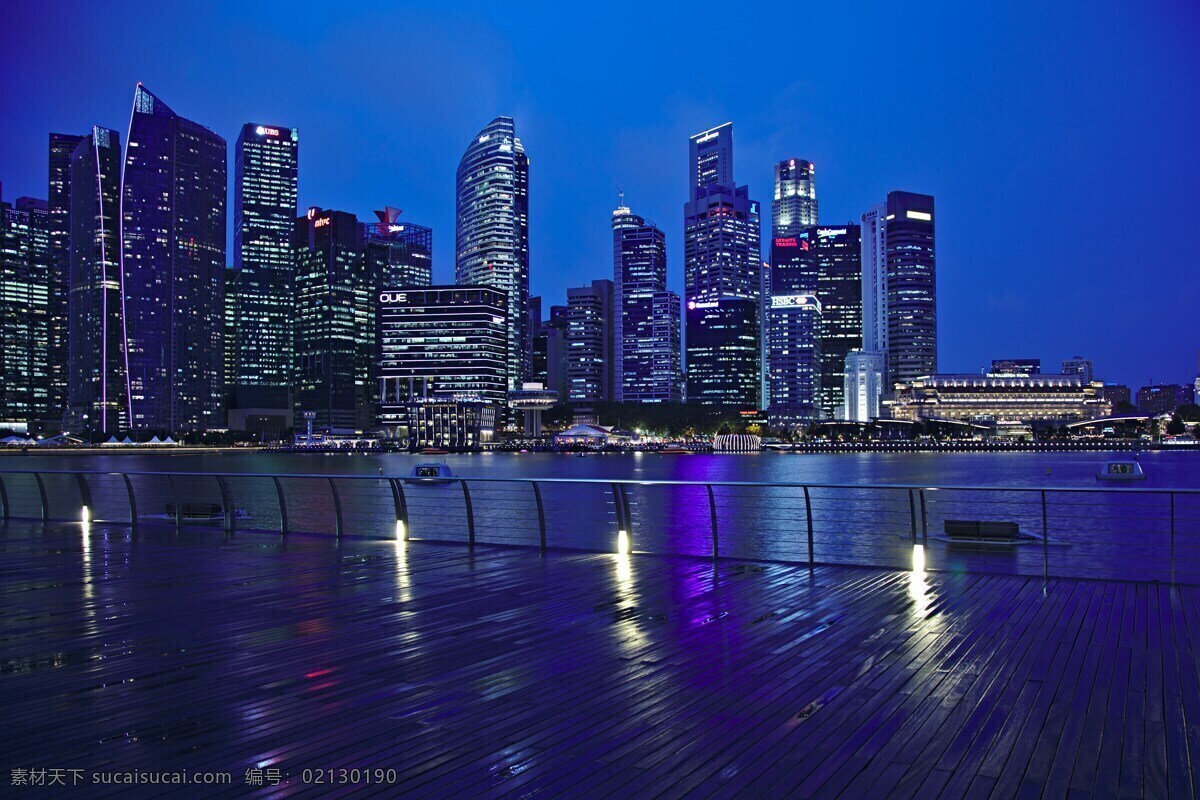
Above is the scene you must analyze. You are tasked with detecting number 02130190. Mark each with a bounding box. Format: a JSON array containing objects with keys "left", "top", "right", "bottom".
[{"left": 300, "top": 768, "right": 397, "bottom": 785}]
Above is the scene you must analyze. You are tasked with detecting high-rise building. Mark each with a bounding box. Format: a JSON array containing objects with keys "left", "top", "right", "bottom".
[
  {"left": 376, "top": 286, "right": 506, "bottom": 447},
  {"left": 991, "top": 358, "right": 1041, "bottom": 376},
  {"left": 122, "top": 85, "right": 226, "bottom": 433},
  {"left": 0, "top": 192, "right": 50, "bottom": 428},
  {"left": 772, "top": 159, "right": 817, "bottom": 237},
  {"left": 860, "top": 191, "right": 936, "bottom": 388},
  {"left": 684, "top": 123, "right": 761, "bottom": 408},
  {"left": 67, "top": 127, "right": 127, "bottom": 436},
  {"left": 294, "top": 208, "right": 372, "bottom": 434},
  {"left": 1061, "top": 356, "right": 1094, "bottom": 384},
  {"left": 1136, "top": 384, "right": 1191, "bottom": 416},
  {"left": 766, "top": 293, "right": 822, "bottom": 430},
  {"left": 47, "top": 133, "right": 83, "bottom": 422},
  {"left": 532, "top": 308, "right": 568, "bottom": 400},
  {"left": 456, "top": 116, "right": 528, "bottom": 390},
  {"left": 566, "top": 279, "right": 615, "bottom": 403},
  {"left": 843, "top": 350, "right": 885, "bottom": 421},
  {"left": 612, "top": 199, "right": 682, "bottom": 403},
  {"left": 223, "top": 267, "right": 242, "bottom": 400},
  {"left": 232, "top": 122, "right": 298, "bottom": 414},
  {"left": 808, "top": 226, "right": 862, "bottom": 416},
  {"left": 365, "top": 206, "right": 432, "bottom": 289}
]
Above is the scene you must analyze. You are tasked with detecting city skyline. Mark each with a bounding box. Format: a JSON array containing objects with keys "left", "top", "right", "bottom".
[{"left": 1, "top": 2, "right": 1198, "bottom": 391}]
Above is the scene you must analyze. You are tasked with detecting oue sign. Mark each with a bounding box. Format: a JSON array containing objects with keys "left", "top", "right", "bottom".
[{"left": 380, "top": 292, "right": 408, "bottom": 304}]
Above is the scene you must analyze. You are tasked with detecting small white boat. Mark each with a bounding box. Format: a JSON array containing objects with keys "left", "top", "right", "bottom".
[
  {"left": 406, "top": 462, "right": 457, "bottom": 484},
  {"left": 1096, "top": 457, "right": 1146, "bottom": 481}
]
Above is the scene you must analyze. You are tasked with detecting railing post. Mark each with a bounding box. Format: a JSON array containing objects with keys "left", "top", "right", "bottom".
[
  {"left": 168, "top": 475, "right": 180, "bottom": 530},
  {"left": 803, "top": 485, "right": 814, "bottom": 565},
  {"left": 610, "top": 482, "right": 628, "bottom": 551},
  {"left": 122, "top": 474, "right": 137, "bottom": 528},
  {"left": 707, "top": 484, "right": 718, "bottom": 560},
  {"left": 0, "top": 472, "right": 8, "bottom": 521},
  {"left": 1041, "top": 489, "right": 1049, "bottom": 583},
  {"left": 215, "top": 475, "right": 235, "bottom": 534},
  {"left": 389, "top": 478, "right": 409, "bottom": 540},
  {"left": 908, "top": 489, "right": 917, "bottom": 544},
  {"left": 532, "top": 480, "right": 546, "bottom": 550},
  {"left": 327, "top": 477, "right": 343, "bottom": 539},
  {"left": 1170, "top": 491, "right": 1176, "bottom": 585},
  {"left": 272, "top": 477, "right": 288, "bottom": 534},
  {"left": 461, "top": 480, "right": 475, "bottom": 546},
  {"left": 74, "top": 473, "right": 93, "bottom": 520},
  {"left": 919, "top": 489, "right": 928, "bottom": 543},
  {"left": 34, "top": 472, "right": 48, "bottom": 522}
]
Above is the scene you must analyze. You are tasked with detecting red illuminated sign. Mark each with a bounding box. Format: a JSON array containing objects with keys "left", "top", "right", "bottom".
[
  {"left": 774, "top": 237, "right": 798, "bottom": 247},
  {"left": 313, "top": 217, "right": 330, "bottom": 228}
]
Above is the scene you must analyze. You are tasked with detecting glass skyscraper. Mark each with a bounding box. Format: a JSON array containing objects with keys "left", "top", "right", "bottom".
[
  {"left": 47, "top": 133, "right": 83, "bottom": 423},
  {"left": 122, "top": 85, "right": 226, "bottom": 433},
  {"left": 804, "top": 225, "right": 862, "bottom": 416},
  {"left": 455, "top": 116, "right": 529, "bottom": 391},
  {"left": 684, "top": 123, "right": 761, "bottom": 408},
  {"left": 612, "top": 200, "right": 682, "bottom": 403},
  {"left": 768, "top": 236, "right": 821, "bottom": 427},
  {"left": 772, "top": 159, "right": 817, "bottom": 237},
  {"left": 566, "top": 279, "right": 615, "bottom": 403},
  {"left": 232, "top": 122, "right": 298, "bottom": 413},
  {"left": 67, "top": 127, "right": 127, "bottom": 436},
  {"left": 365, "top": 206, "right": 432, "bottom": 289},
  {"left": 0, "top": 193, "right": 50, "bottom": 427}
]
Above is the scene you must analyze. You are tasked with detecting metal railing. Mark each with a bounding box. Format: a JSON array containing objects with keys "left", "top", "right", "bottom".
[{"left": 0, "top": 469, "right": 1197, "bottom": 585}]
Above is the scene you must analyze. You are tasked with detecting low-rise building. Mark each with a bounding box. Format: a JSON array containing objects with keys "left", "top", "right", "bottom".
[{"left": 885, "top": 373, "right": 1110, "bottom": 424}]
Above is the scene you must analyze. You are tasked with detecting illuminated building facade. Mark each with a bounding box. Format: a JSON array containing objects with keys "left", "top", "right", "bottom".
[
  {"left": 772, "top": 158, "right": 817, "bottom": 237},
  {"left": 843, "top": 349, "right": 885, "bottom": 421},
  {"left": 612, "top": 201, "right": 681, "bottom": 403},
  {"left": 686, "top": 296, "right": 761, "bottom": 407},
  {"left": 766, "top": 293, "right": 823, "bottom": 429},
  {"left": 232, "top": 122, "right": 298, "bottom": 414},
  {"left": 67, "top": 127, "right": 127, "bottom": 436},
  {"left": 294, "top": 208, "right": 371, "bottom": 434},
  {"left": 566, "top": 279, "right": 615, "bottom": 403},
  {"left": 1061, "top": 356, "right": 1094, "bottom": 384},
  {"left": 365, "top": 207, "right": 432, "bottom": 289},
  {"left": 1136, "top": 384, "right": 1192, "bottom": 416},
  {"left": 47, "top": 133, "right": 83, "bottom": 421},
  {"left": 122, "top": 85, "right": 226, "bottom": 433},
  {"left": 455, "top": 117, "right": 528, "bottom": 390},
  {"left": 0, "top": 193, "right": 50, "bottom": 427},
  {"left": 886, "top": 374, "right": 1109, "bottom": 423},
  {"left": 991, "top": 358, "right": 1041, "bottom": 376}
]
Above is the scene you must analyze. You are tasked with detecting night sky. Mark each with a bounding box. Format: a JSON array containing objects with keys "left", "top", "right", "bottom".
[{"left": 3, "top": 0, "right": 1197, "bottom": 390}]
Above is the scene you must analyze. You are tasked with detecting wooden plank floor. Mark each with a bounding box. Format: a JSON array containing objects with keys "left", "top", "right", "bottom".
[{"left": 0, "top": 522, "right": 1196, "bottom": 798}]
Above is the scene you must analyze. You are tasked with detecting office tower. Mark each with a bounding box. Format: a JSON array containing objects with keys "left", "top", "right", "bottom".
[
  {"left": 1061, "top": 356, "right": 1094, "bottom": 384},
  {"left": 991, "top": 358, "right": 1041, "bottom": 376},
  {"left": 772, "top": 159, "right": 817, "bottom": 237},
  {"left": 844, "top": 350, "right": 885, "bottom": 421},
  {"left": 766, "top": 292, "right": 823, "bottom": 430},
  {"left": 807, "top": 226, "right": 862, "bottom": 416},
  {"left": 0, "top": 193, "right": 50, "bottom": 427},
  {"left": 365, "top": 206, "right": 432, "bottom": 288},
  {"left": 684, "top": 123, "right": 762, "bottom": 407},
  {"left": 223, "top": 267, "right": 242, "bottom": 399},
  {"left": 376, "top": 286, "right": 506, "bottom": 446},
  {"left": 860, "top": 191, "right": 936, "bottom": 388},
  {"left": 1136, "top": 384, "right": 1191, "bottom": 416},
  {"left": 566, "top": 279, "right": 615, "bottom": 403},
  {"left": 294, "top": 208, "right": 371, "bottom": 434},
  {"left": 456, "top": 116, "right": 528, "bottom": 390},
  {"left": 232, "top": 122, "right": 298, "bottom": 415},
  {"left": 612, "top": 199, "right": 682, "bottom": 403},
  {"left": 67, "top": 127, "right": 127, "bottom": 436},
  {"left": 122, "top": 85, "right": 226, "bottom": 433},
  {"left": 532, "top": 308, "right": 569, "bottom": 400},
  {"left": 47, "top": 133, "right": 84, "bottom": 421}
]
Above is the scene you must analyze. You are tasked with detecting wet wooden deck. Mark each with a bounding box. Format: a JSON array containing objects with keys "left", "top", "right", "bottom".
[{"left": 1, "top": 522, "right": 1197, "bottom": 798}]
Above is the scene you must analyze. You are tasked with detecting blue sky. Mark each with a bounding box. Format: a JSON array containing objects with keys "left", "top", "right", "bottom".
[{"left": 2, "top": 0, "right": 1198, "bottom": 389}]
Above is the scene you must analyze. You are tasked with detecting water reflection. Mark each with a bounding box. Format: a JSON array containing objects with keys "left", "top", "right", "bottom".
[
  {"left": 908, "top": 544, "right": 931, "bottom": 618},
  {"left": 393, "top": 537, "right": 412, "bottom": 604}
]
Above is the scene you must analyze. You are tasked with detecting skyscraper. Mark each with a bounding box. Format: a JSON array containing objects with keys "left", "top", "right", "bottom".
[
  {"left": 860, "top": 191, "right": 936, "bottom": 388},
  {"left": 294, "top": 208, "right": 372, "bottom": 434},
  {"left": 47, "top": 133, "right": 83, "bottom": 422},
  {"left": 0, "top": 192, "right": 50, "bottom": 427},
  {"left": 772, "top": 159, "right": 817, "bottom": 237},
  {"left": 67, "top": 127, "right": 127, "bottom": 436},
  {"left": 566, "top": 279, "right": 615, "bottom": 403},
  {"left": 767, "top": 236, "right": 822, "bottom": 427},
  {"left": 808, "top": 225, "right": 862, "bottom": 416},
  {"left": 456, "top": 116, "right": 528, "bottom": 390},
  {"left": 612, "top": 199, "right": 682, "bottom": 403},
  {"left": 232, "top": 122, "right": 298, "bottom": 415},
  {"left": 122, "top": 85, "right": 226, "bottom": 433},
  {"left": 684, "top": 123, "right": 762, "bottom": 408},
  {"left": 365, "top": 206, "right": 432, "bottom": 288}
]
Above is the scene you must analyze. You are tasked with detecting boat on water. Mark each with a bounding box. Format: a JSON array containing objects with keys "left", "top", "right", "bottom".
[
  {"left": 406, "top": 462, "right": 457, "bottom": 484},
  {"left": 658, "top": 447, "right": 693, "bottom": 455},
  {"left": 1096, "top": 456, "right": 1146, "bottom": 481},
  {"left": 420, "top": 447, "right": 451, "bottom": 456},
  {"left": 149, "top": 503, "right": 252, "bottom": 522}
]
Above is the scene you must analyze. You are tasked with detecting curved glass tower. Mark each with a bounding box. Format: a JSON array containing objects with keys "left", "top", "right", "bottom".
[{"left": 455, "top": 117, "right": 529, "bottom": 390}]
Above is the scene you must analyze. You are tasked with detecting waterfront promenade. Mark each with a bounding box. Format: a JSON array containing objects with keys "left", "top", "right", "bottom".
[{"left": 2, "top": 519, "right": 1198, "bottom": 798}]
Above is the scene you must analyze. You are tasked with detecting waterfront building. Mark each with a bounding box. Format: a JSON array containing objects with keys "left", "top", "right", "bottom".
[
  {"left": 231, "top": 122, "right": 298, "bottom": 417},
  {"left": 223, "top": 267, "right": 241, "bottom": 401},
  {"left": 376, "top": 286, "right": 507, "bottom": 445},
  {"left": 567, "top": 279, "right": 615, "bottom": 403},
  {"left": 886, "top": 374, "right": 1109, "bottom": 424},
  {"left": 532, "top": 308, "right": 568, "bottom": 400},
  {"left": 860, "top": 191, "right": 937, "bottom": 387},
  {"left": 509, "top": 382, "right": 559, "bottom": 437},
  {"left": 67, "top": 127, "right": 128, "bottom": 436},
  {"left": 294, "top": 208, "right": 372, "bottom": 434},
  {"left": 684, "top": 123, "right": 762, "bottom": 408},
  {"left": 991, "top": 358, "right": 1041, "bottom": 376},
  {"left": 612, "top": 199, "right": 682, "bottom": 403},
  {"left": 0, "top": 193, "right": 50, "bottom": 428},
  {"left": 844, "top": 350, "right": 886, "bottom": 421},
  {"left": 766, "top": 293, "right": 823, "bottom": 429},
  {"left": 122, "top": 85, "right": 226, "bottom": 433},
  {"left": 1061, "top": 356, "right": 1094, "bottom": 384},
  {"left": 772, "top": 159, "right": 817, "bottom": 237},
  {"left": 400, "top": 397, "right": 496, "bottom": 451},
  {"left": 1101, "top": 383, "right": 1132, "bottom": 409},
  {"left": 456, "top": 116, "right": 529, "bottom": 390},
  {"left": 1136, "top": 384, "right": 1191, "bottom": 416},
  {"left": 47, "top": 133, "right": 83, "bottom": 422},
  {"left": 364, "top": 206, "right": 432, "bottom": 288},
  {"left": 809, "top": 226, "right": 862, "bottom": 416}
]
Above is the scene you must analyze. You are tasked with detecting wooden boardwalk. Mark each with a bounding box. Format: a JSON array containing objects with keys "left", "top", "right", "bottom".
[{"left": 1, "top": 522, "right": 1197, "bottom": 798}]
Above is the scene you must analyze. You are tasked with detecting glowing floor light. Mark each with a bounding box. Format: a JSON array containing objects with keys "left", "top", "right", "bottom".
[
  {"left": 617, "top": 530, "right": 630, "bottom": 555},
  {"left": 396, "top": 520, "right": 407, "bottom": 541},
  {"left": 81, "top": 505, "right": 90, "bottom": 523}
]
